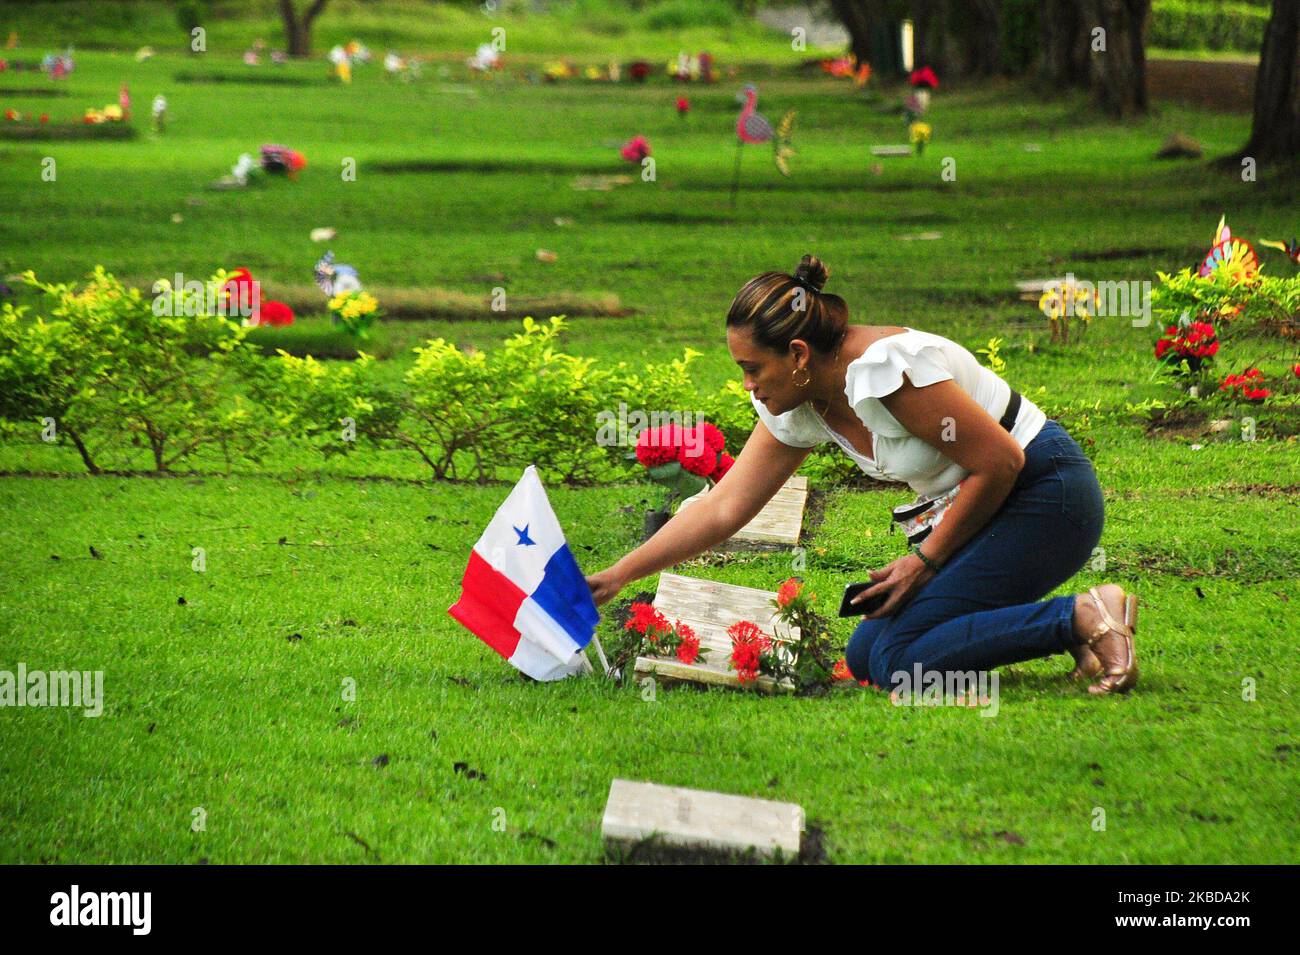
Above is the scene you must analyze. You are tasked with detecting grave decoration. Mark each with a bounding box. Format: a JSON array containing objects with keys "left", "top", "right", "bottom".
[
  {"left": 467, "top": 43, "right": 501, "bottom": 74},
  {"left": 633, "top": 422, "right": 732, "bottom": 539},
  {"left": 629, "top": 573, "right": 802, "bottom": 693},
  {"left": 221, "top": 267, "right": 295, "bottom": 327},
  {"left": 731, "top": 84, "right": 796, "bottom": 206},
  {"left": 447, "top": 466, "right": 601, "bottom": 682},
  {"left": 313, "top": 250, "right": 362, "bottom": 296},
  {"left": 668, "top": 51, "right": 715, "bottom": 83},
  {"left": 42, "top": 49, "right": 74, "bottom": 80},
  {"left": 150, "top": 93, "right": 166, "bottom": 133},
  {"left": 618, "top": 135, "right": 651, "bottom": 164},
  {"left": 260, "top": 144, "right": 306, "bottom": 177},
  {"left": 676, "top": 96, "right": 689, "bottom": 117},
  {"left": 1038, "top": 278, "right": 1100, "bottom": 343},
  {"left": 1259, "top": 237, "right": 1299, "bottom": 266},
  {"left": 820, "top": 56, "right": 870, "bottom": 86}
]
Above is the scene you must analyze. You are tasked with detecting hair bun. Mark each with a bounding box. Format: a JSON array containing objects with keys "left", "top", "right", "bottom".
[{"left": 794, "top": 254, "right": 829, "bottom": 292}]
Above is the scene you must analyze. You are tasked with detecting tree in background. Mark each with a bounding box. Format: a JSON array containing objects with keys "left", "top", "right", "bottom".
[
  {"left": 1237, "top": 0, "right": 1299, "bottom": 165},
  {"left": 1079, "top": 0, "right": 1150, "bottom": 118},
  {"left": 279, "top": 0, "right": 331, "bottom": 58},
  {"left": 827, "top": 0, "right": 884, "bottom": 69}
]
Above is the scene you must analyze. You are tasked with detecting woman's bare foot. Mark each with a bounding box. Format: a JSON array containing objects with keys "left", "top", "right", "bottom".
[{"left": 1071, "top": 584, "right": 1139, "bottom": 695}]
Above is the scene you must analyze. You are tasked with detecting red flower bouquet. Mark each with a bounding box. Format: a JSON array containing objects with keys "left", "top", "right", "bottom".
[
  {"left": 1154, "top": 320, "right": 1218, "bottom": 373},
  {"left": 727, "top": 619, "right": 775, "bottom": 684},
  {"left": 1219, "top": 368, "right": 1270, "bottom": 402},
  {"left": 634, "top": 421, "right": 732, "bottom": 516},
  {"left": 619, "top": 135, "right": 651, "bottom": 163},
  {"left": 909, "top": 66, "right": 939, "bottom": 89}
]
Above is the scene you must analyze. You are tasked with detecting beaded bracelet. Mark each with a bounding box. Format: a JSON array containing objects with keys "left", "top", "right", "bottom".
[{"left": 912, "top": 543, "right": 943, "bottom": 573}]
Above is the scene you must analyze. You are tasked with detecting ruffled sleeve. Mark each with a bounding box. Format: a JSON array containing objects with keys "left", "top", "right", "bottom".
[
  {"left": 749, "top": 390, "right": 826, "bottom": 448},
  {"left": 845, "top": 332, "right": 955, "bottom": 437}
]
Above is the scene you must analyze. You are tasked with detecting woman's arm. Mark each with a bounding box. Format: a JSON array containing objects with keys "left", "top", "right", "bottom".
[
  {"left": 586, "top": 421, "right": 813, "bottom": 605},
  {"left": 853, "top": 376, "right": 1025, "bottom": 619}
]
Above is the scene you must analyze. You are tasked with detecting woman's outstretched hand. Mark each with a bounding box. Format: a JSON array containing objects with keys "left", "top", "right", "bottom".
[
  {"left": 586, "top": 568, "right": 625, "bottom": 607},
  {"left": 855, "top": 553, "right": 934, "bottom": 620}
]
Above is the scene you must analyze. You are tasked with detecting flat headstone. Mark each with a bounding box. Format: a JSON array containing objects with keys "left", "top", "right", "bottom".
[
  {"left": 870, "top": 144, "right": 912, "bottom": 156},
  {"left": 676, "top": 475, "right": 808, "bottom": 548},
  {"left": 634, "top": 572, "right": 800, "bottom": 692},
  {"left": 602, "top": 778, "right": 804, "bottom": 860}
]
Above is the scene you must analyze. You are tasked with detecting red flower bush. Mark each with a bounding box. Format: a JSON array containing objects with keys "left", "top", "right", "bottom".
[
  {"left": 727, "top": 620, "right": 773, "bottom": 684},
  {"left": 776, "top": 577, "right": 802, "bottom": 609},
  {"left": 675, "top": 624, "right": 700, "bottom": 665},
  {"left": 625, "top": 602, "right": 706, "bottom": 664},
  {"left": 1154, "top": 321, "right": 1218, "bottom": 372},
  {"left": 1219, "top": 368, "right": 1270, "bottom": 402}
]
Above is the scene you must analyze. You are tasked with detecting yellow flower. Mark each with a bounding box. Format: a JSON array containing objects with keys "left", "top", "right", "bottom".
[{"left": 909, "top": 121, "right": 932, "bottom": 144}]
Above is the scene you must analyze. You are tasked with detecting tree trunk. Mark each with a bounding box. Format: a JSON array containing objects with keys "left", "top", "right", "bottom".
[
  {"left": 1081, "top": 0, "right": 1150, "bottom": 117},
  {"left": 279, "top": 0, "right": 330, "bottom": 59},
  {"left": 911, "top": 0, "right": 949, "bottom": 76},
  {"left": 1238, "top": 0, "right": 1299, "bottom": 165},
  {"left": 1039, "top": 0, "right": 1091, "bottom": 90},
  {"left": 956, "top": 0, "right": 1003, "bottom": 78},
  {"left": 829, "top": 0, "right": 882, "bottom": 68}
]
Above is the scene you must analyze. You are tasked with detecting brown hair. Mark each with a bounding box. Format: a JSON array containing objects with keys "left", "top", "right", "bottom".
[{"left": 726, "top": 254, "right": 849, "bottom": 355}]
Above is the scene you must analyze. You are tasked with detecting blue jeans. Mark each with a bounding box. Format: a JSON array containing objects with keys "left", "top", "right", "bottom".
[{"left": 845, "top": 419, "right": 1105, "bottom": 688}]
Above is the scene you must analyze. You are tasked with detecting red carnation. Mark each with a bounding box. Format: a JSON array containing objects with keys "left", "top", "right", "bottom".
[
  {"left": 711, "top": 452, "right": 734, "bottom": 482},
  {"left": 675, "top": 96, "right": 689, "bottom": 115},
  {"left": 634, "top": 424, "right": 683, "bottom": 467}
]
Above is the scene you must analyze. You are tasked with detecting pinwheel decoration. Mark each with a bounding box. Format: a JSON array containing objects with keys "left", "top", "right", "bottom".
[
  {"left": 730, "top": 84, "right": 795, "bottom": 207},
  {"left": 313, "top": 251, "right": 362, "bottom": 297},
  {"left": 1199, "top": 215, "right": 1259, "bottom": 284},
  {"left": 260, "top": 144, "right": 306, "bottom": 177},
  {"left": 1259, "top": 236, "right": 1299, "bottom": 266}
]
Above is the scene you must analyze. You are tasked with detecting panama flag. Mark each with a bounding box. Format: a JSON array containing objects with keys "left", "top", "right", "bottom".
[{"left": 448, "top": 466, "right": 600, "bottom": 681}]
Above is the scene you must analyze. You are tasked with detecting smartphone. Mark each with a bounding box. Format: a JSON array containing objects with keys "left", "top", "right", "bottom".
[{"left": 838, "top": 581, "right": 887, "bottom": 618}]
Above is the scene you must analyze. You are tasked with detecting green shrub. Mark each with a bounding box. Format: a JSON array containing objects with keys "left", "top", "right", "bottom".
[
  {"left": 1149, "top": 1, "right": 1269, "bottom": 53},
  {"left": 3, "top": 268, "right": 269, "bottom": 474}
]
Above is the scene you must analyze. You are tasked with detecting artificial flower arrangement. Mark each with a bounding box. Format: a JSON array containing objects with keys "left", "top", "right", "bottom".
[
  {"left": 1154, "top": 317, "right": 1219, "bottom": 374},
  {"left": 220, "top": 267, "right": 295, "bottom": 327},
  {"left": 619, "top": 135, "right": 651, "bottom": 163},
  {"left": 633, "top": 421, "right": 733, "bottom": 536},
  {"left": 327, "top": 289, "right": 381, "bottom": 339},
  {"left": 1038, "top": 281, "right": 1100, "bottom": 343},
  {"left": 908, "top": 120, "right": 931, "bottom": 155}
]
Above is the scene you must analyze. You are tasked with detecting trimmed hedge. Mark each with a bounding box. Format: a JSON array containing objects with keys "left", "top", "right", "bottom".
[{"left": 1150, "top": 1, "right": 1270, "bottom": 53}]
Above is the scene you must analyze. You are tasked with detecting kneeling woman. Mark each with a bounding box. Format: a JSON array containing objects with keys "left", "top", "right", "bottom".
[{"left": 586, "top": 255, "right": 1139, "bottom": 695}]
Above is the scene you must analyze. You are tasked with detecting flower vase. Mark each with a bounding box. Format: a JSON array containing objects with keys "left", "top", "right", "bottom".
[{"left": 643, "top": 509, "right": 672, "bottom": 541}]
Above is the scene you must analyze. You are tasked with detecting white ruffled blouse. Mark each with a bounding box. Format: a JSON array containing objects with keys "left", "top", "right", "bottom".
[{"left": 750, "top": 328, "right": 1046, "bottom": 497}]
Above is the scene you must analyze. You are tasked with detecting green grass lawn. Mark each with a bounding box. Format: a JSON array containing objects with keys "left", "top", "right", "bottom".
[{"left": 1, "top": 18, "right": 1298, "bottom": 863}]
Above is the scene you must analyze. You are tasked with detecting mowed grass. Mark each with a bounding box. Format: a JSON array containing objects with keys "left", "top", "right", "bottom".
[{"left": 0, "top": 25, "right": 1298, "bottom": 862}]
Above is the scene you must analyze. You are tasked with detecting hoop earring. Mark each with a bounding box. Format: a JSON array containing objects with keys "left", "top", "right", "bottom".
[{"left": 792, "top": 367, "right": 812, "bottom": 388}]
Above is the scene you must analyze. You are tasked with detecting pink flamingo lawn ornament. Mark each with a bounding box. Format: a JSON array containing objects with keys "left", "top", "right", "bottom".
[{"left": 730, "top": 83, "right": 794, "bottom": 207}]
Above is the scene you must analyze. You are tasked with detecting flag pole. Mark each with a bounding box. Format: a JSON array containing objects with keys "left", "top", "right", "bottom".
[{"left": 589, "top": 635, "right": 611, "bottom": 676}]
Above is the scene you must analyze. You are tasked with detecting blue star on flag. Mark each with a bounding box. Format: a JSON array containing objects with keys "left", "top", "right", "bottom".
[{"left": 513, "top": 524, "right": 536, "bottom": 546}]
